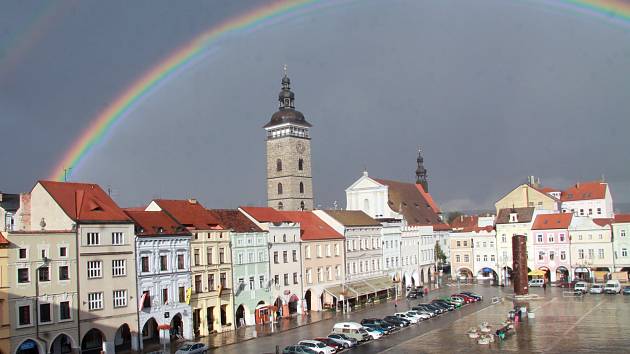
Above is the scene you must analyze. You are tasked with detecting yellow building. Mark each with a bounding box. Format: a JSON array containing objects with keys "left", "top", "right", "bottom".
[{"left": 495, "top": 183, "right": 558, "bottom": 215}]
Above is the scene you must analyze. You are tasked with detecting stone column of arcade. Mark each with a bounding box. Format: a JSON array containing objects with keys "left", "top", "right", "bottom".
[{"left": 512, "top": 235, "right": 528, "bottom": 296}]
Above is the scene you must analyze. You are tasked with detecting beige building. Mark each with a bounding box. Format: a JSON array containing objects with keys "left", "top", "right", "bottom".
[
  {"left": 0, "top": 232, "right": 10, "bottom": 354},
  {"left": 7, "top": 231, "right": 79, "bottom": 354},
  {"left": 449, "top": 233, "right": 473, "bottom": 280},
  {"left": 494, "top": 207, "right": 536, "bottom": 285},
  {"left": 146, "top": 200, "right": 234, "bottom": 337},
  {"left": 495, "top": 183, "right": 559, "bottom": 215},
  {"left": 569, "top": 217, "right": 614, "bottom": 282},
  {"left": 278, "top": 211, "right": 344, "bottom": 312},
  {"left": 28, "top": 181, "right": 139, "bottom": 354}
]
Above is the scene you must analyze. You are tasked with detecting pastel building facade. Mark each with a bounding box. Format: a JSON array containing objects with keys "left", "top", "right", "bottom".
[
  {"left": 531, "top": 213, "right": 572, "bottom": 282},
  {"left": 612, "top": 214, "right": 630, "bottom": 276},
  {"left": 569, "top": 217, "right": 614, "bottom": 282},
  {"left": 560, "top": 181, "right": 614, "bottom": 218},
  {"left": 494, "top": 207, "right": 535, "bottom": 285}
]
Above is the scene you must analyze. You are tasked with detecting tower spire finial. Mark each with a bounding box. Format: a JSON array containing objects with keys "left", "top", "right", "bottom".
[
  {"left": 283, "top": 64, "right": 288, "bottom": 77},
  {"left": 415, "top": 147, "right": 428, "bottom": 191}
]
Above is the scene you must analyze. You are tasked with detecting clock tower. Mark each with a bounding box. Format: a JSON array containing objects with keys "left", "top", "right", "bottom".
[{"left": 264, "top": 68, "right": 314, "bottom": 210}]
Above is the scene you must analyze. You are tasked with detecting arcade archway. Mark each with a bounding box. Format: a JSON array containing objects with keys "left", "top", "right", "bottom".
[
  {"left": 50, "top": 333, "right": 73, "bottom": 354},
  {"left": 142, "top": 318, "right": 159, "bottom": 346},
  {"left": 81, "top": 329, "right": 105, "bottom": 354},
  {"left": 235, "top": 305, "right": 246, "bottom": 328},
  {"left": 114, "top": 323, "right": 132, "bottom": 352}
]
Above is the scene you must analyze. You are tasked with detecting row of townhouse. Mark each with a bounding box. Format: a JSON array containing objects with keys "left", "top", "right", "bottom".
[
  {"left": 0, "top": 171, "right": 452, "bottom": 354},
  {"left": 451, "top": 178, "right": 630, "bottom": 284}
]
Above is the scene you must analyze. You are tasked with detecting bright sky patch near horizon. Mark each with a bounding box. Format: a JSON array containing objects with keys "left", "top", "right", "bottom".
[{"left": 1, "top": 0, "right": 630, "bottom": 211}]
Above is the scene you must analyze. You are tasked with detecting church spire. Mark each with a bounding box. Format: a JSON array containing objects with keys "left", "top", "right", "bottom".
[
  {"left": 415, "top": 147, "right": 428, "bottom": 192},
  {"left": 279, "top": 64, "right": 295, "bottom": 109}
]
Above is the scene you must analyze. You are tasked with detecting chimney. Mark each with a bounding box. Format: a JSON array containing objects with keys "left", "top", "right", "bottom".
[
  {"left": 576, "top": 182, "right": 580, "bottom": 188},
  {"left": 19, "top": 193, "right": 31, "bottom": 231},
  {"left": 188, "top": 198, "right": 197, "bottom": 204}
]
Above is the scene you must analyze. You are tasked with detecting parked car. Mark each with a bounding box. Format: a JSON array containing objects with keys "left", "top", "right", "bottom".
[
  {"left": 395, "top": 312, "right": 419, "bottom": 324},
  {"left": 313, "top": 338, "right": 343, "bottom": 351},
  {"left": 175, "top": 342, "right": 208, "bottom": 354},
  {"left": 283, "top": 345, "right": 318, "bottom": 354},
  {"left": 416, "top": 303, "right": 444, "bottom": 314},
  {"left": 360, "top": 318, "right": 397, "bottom": 332},
  {"left": 412, "top": 305, "right": 438, "bottom": 316},
  {"left": 331, "top": 322, "right": 370, "bottom": 342},
  {"left": 298, "top": 340, "right": 335, "bottom": 354},
  {"left": 383, "top": 315, "right": 410, "bottom": 327},
  {"left": 622, "top": 286, "right": 630, "bottom": 295},
  {"left": 327, "top": 333, "right": 357, "bottom": 348},
  {"left": 432, "top": 299, "right": 455, "bottom": 310},
  {"left": 406, "top": 290, "right": 423, "bottom": 299},
  {"left": 460, "top": 291, "right": 483, "bottom": 301},
  {"left": 407, "top": 310, "right": 432, "bottom": 320},
  {"left": 589, "top": 283, "right": 604, "bottom": 294},
  {"left": 604, "top": 280, "right": 621, "bottom": 294},
  {"left": 362, "top": 323, "right": 391, "bottom": 335},
  {"left": 362, "top": 326, "right": 383, "bottom": 340},
  {"left": 574, "top": 281, "right": 589, "bottom": 294},
  {"left": 529, "top": 279, "right": 545, "bottom": 287},
  {"left": 452, "top": 294, "right": 474, "bottom": 304}
]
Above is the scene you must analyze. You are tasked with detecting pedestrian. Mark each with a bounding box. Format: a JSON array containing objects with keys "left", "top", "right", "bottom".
[{"left": 543, "top": 281, "right": 547, "bottom": 292}]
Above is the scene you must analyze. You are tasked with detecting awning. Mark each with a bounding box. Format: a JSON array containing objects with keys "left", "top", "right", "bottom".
[
  {"left": 324, "top": 284, "right": 357, "bottom": 299},
  {"left": 365, "top": 276, "right": 396, "bottom": 292},
  {"left": 324, "top": 276, "right": 395, "bottom": 299},
  {"left": 528, "top": 269, "right": 546, "bottom": 276}
]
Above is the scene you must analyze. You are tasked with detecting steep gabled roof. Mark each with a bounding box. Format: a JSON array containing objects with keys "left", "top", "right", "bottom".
[
  {"left": 495, "top": 207, "right": 535, "bottom": 224},
  {"left": 561, "top": 181, "right": 607, "bottom": 201},
  {"left": 240, "top": 206, "right": 291, "bottom": 223},
  {"left": 322, "top": 210, "right": 381, "bottom": 227},
  {"left": 450, "top": 215, "right": 478, "bottom": 230},
  {"left": 532, "top": 213, "right": 573, "bottom": 230},
  {"left": 124, "top": 210, "right": 191, "bottom": 237},
  {"left": 592, "top": 218, "right": 614, "bottom": 227},
  {"left": 152, "top": 199, "right": 221, "bottom": 230},
  {"left": 373, "top": 178, "right": 442, "bottom": 226},
  {"left": 209, "top": 209, "right": 263, "bottom": 233},
  {"left": 39, "top": 181, "right": 130, "bottom": 223},
  {"left": 278, "top": 211, "right": 343, "bottom": 241}
]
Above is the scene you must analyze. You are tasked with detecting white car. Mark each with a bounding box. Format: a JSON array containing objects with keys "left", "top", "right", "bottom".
[
  {"left": 175, "top": 342, "right": 208, "bottom": 354},
  {"left": 395, "top": 312, "right": 419, "bottom": 324},
  {"left": 361, "top": 326, "right": 383, "bottom": 340},
  {"left": 407, "top": 310, "right": 431, "bottom": 320},
  {"left": 298, "top": 340, "right": 334, "bottom": 354},
  {"left": 589, "top": 283, "right": 604, "bottom": 294},
  {"left": 574, "top": 281, "right": 589, "bottom": 294}
]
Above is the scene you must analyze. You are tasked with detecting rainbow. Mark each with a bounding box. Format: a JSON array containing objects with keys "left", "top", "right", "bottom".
[{"left": 49, "top": 0, "right": 630, "bottom": 181}]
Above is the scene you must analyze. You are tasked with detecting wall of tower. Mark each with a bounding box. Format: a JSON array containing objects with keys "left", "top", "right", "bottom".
[{"left": 266, "top": 134, "right": 314, "bottom": 210}]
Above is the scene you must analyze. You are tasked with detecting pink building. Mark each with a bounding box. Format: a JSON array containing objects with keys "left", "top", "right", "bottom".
[{"left": 531, "top": 213, "right": 573, "bottom": 282}]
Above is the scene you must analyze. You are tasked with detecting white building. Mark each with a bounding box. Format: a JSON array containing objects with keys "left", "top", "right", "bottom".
[
  {"left": 569, "top": 216, "right": 614, "bottom": 282},
  {"left": 380, "top": 219, "right": 402, "bottom": 280},
  {"left": 560, "top": 181, "right": 614, "bottom": 218},
  {"left": 612, "top": 214, "right": 630, "bottom": 277},
  {"left": 125, "top": 210, "right": 193, "bottom": 348}
]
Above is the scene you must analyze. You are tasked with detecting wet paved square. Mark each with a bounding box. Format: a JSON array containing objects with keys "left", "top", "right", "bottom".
[{"left": 383, "top": 288, "right": 630, "bottom": 353}]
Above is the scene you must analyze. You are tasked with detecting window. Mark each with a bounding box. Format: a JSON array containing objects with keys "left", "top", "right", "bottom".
[
  {"left": 597, "top": 208, "right": 602, "bottom": 215},
  {"left": 39, "top": 303, "right": 51, "bottom": 323},
  {"left": 112, "top": 232, "right": 124, "bottom": 245},
  {"left": 622, "top": 230, "right": 626, "bottom": 237},
  {"left": 463, "top": 241, "right": 468, "bottom": 246},
  {"left": 293, "top": 272, "right": 298, "bottom": 284},
  {"left": 38, "top": 266, "right": 50, "bottom": 282},
  {"left": 598, "top": 249, "right": 604, "bottom": 259},
  {"left": 300, "top": 201, "right": 305, "bottom": 210},
  {"left": 588, "top": 249, "right": 594, "bottom": 259},
  {"left": 87, "top": 261, "right": 102, "bottom": 278},
  {"left": 538, "top": 252, "right": 544, "bottom": 261},
  {"left": 162, "top": 288, "right": 168, "bottom": 304},
  {"left": 561, "top": 251, "right": 566, "bottom": 260},
  {"left": 17, "top": 268, "right": 29, "bottom": 283},
  {"left": 622, "top": 248, "right": 628, "bottom": 257},
  {"left": 59, "top": 266, "right": 69, "bottom": 280},
  {"left": 456, "top": 241, "right": 461, "bottom": 247},
  {"left": 326, "top": 245, "right": 331, "bottom": 257},
  {"left": 292, "top": 250, "right": 297, "bottom": 262},
  {"left": 317, "top": 245, "right": 322, "bottom": 258},
  {"left": 548, "top": 234, "right": 554, "bottom": 243},
  {"left": 220, "top": 273, "right": 227, "bottom": 288},
  {"left": 259, "top": 276, "right": 265, "bottom": 288},
  {"left": 249, "top": 276, "right": 255, "bottom": 290},
  {"left": 335, "top": 244, "right": 340, "bottom": 256},
  {"left": 87, "top": 232, "right": 100, "bottom": 246},
  {"left": 208, "top": 274, "right": 215, "bottom": 291},
  {"left": 298, "top": 158, "right": 303, "bottom": 170},
  {"left": 284, "top": 273, "right": 289, "bottom": 286},
  {"left": 142, "top": 291, "right": 151, "bottom": 308},
  {"left": 317, "top": 268, "right": 323, "bottom": 282},
  {"left": 277, "top": 183, "right": 283, "bottom": 195},
  {"left": 476, "top": 255, "right": 480, "bottom": 262},
  {"left": 455, "top": 255, "right": 461, "bottom": 262},
  {"left": 59, "top": 247, "right": 67, "bottom": 257},
  {"left": 195, "top": 275, "right": 202, "bottom": 293},
  {"left": 113, "top": 290, "right": 127, "bottom": 308},
  {"left": 219, "top": 248, "right": 225, "bottom": 264},
  {"left": 283, "top": 251, "right": 288, "bottom": 263},
  {"left": 276, "top": 159, "right": 282, "bottom": 172},
  {"left": 549, "top": 251, "right": 555, "bottom": 261},
  {"left": 327, "top": 266, "right": 332, "bottom": 280},
  {"left": 178, "top": 254, "right": 185, "bottom": 269},
  {"left": 112, "top": 260, "right": 126, "bottom": 277},
  {"left": 207, "top": 247, "right": 213, "bottom": 265},
  {"left": 491, "top": 255, "right": 495, "bottom": 262},
  {"left": 274, "top": 274, "right": 280, "bottom": 286},
  {"left": 501, "top": 235, "right": 506, "bottom": 243},
  {"left": 141, "top": 257, "right": 149, "bottom": 272},
  {"left": 305, "top": 246, "right": 311, "bottom": 259},
  {"left": 559, "top": 234, "right": 565, "bottom": 242},
  {"left": 483, "top": 255, "right": 488, "bottom": 261},
  {"left": 578, "top": 249, "right": 584, "bottom": 259},
  {"left": 336, "top": 265, "right": 341, "bottom": 279},
  {"left": 179, "top": 286, "right": 186, "bottom": 303},
  {"left": 278, "top": 202, "right": 284, "bottom": 210},
  {"left": 19, "top": 248, "right": 27, "bottom": 259},
  {"left": 537, "top": 234, "right": 543, "bottom": 243},
  {"left": 88, "top": 292, "right": 103, "bottom": 310},
  {"left": 194, "top": 249, "right": 200, "bottom": 266},
  {"left": 273, "top": 251, "right": 279, "bottom": 264},
  {"left": 160, "top": 255, "right": 168, "bottom": 271},
  {"left": 578, "top": 235, "right": 582, "bottom": 240},
  {"left": 464, "top": 255, "right": 469, "bottom": 262},
  {"left": 18, "top": 305, "right": 30, "bottom": 326},
  {"left": 59, "top": 301, "right": 71, "bottom": 320},
  {"left": 299, "top": 182, "right": 304, "bottom": 194}
]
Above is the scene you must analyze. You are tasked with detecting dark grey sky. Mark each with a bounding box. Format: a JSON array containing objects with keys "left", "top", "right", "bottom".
[{"left": 2, "top": 0, "right": 630, "bottom": 211}]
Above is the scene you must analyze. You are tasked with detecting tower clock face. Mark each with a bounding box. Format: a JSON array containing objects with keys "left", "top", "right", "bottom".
[{"left": 296, "top": 142, "right": 305, "bottom": 154}]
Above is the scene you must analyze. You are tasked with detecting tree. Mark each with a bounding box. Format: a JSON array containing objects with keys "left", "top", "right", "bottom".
[
  {"left": 447, "top": 211, "right": 464, "bottom": 224},
  {"left": 434, "top": 241, "right": 447, "bottom": 265}
]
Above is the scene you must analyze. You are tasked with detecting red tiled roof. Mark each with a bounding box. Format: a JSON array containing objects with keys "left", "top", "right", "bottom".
[
  {"left": 278, "top": 211, "right": 343, "bottom": 240},
  {"left": 593, "top": 218, "right": 613, "bottom": 227},
  {"left": 495, "top": 207, "right": 535, "bottom": 224},
  {"left": 209, "top": 209, "right": 263, "bottom": 233},
  {"left": 532, "top": 213, "right": 573, "bottom": 230},
  {"left": 416, "top": 184, "right": 441, "bottom": 213},
  {"left": 124, "top": 210, "right": 191, "bottom": 237},
  {"left": 614, "top": 214, "right": 630, "bottom": 223},
  {"left": 39, "top": 181, "right": 130, "bottom": 223},
  {"left": 450, "top": 215, "right": 478, "bottom": 230},
  {"left": 152, "top": 199, "right": 221, "bottom": 230},
  {"left": 0, "top": 232, "right": 8, "bottom": 245},
  {"left": 373, "top": 178, "right": 443, "bottom": 227},
  {"left": 240, "top": 206, "right": 291, "bottom": 223},
  {"left": 433, "top": 223, "right": 452, "bottom": 231},
  {"left": 538, "top": 187, "right": 559, "bottom": 194},
  {"left": 322, "top": 210, "right": 381, "bottom": 227},
  {"left": 561, "top": 181, "right": 607, "bottom": 201}
]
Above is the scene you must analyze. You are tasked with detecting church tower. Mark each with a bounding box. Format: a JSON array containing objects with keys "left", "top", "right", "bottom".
[
  {"left": 264, "top": 68, "right": 314, "bottom": 210},
  {"left": 416, "top": 148, "right": 428, "bottom": 192}
]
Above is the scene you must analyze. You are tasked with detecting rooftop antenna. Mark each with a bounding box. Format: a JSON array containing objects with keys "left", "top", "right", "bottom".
[{"left": 63, "top": 167, "right": 72, "bottom": 182}]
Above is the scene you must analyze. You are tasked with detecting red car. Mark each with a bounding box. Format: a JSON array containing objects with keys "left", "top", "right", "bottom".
[
  {"left": 452, "top": 294, "right": 474, "bottom": 304},
  {"left": 313, "top": 338, "right": 343, "bottom": 352}
]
